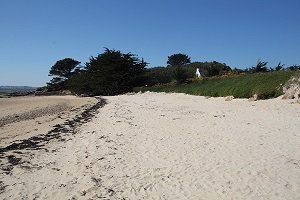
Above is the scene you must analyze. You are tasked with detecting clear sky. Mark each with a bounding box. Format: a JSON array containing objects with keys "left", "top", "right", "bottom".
[{"left": 1, "top": 0, "right": 300, "bottom": 86}]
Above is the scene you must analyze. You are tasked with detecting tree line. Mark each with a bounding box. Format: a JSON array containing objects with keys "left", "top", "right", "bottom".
[{"left": 47, "top": 48, "right": 300, "bottom": 96}]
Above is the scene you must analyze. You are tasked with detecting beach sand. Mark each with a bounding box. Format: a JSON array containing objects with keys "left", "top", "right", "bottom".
[
  {"left": 0, "top": 92, "right": 299, "bottom": 199},
  {"left": 0, "top": 95, "right": 97, "bottom": 146}
]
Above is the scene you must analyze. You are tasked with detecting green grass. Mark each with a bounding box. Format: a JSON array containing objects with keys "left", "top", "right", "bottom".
[{"left": 134, "top": 71, "right": 296, "bottom": 99}]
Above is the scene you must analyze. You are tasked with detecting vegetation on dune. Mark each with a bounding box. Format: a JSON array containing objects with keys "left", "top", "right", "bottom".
[
  {"left": 143, "top": 67, "right": 173, "bottom": 86},
  {"left": 47, "top": 58, "right": 81, "bottom": 91},
  {"left": 167, "top": 53, "right": 191, "bottom": 83},
  {"left": 67, "top": 48, "right": 147, "bottom": 96},
  {"left": 134, "top": 71, "right": 295, "bottom": 99},
  {"left": 144, "top": 56, "right": 232, "bottom": 86},
  {"left": 167, "top": 53, "right": 191, "bottom": 66},
  {"left": 45, "top": 49, "right": 300, "bottom": 98}
]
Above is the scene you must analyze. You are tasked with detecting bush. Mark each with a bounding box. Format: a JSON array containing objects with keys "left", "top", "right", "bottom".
[
  {"left": 135, "top": 71, "right": 295, "bottom": 99},
  {"left": 144, "top": 67, "right": 173, "bottom": 86},
  {"left": 78, "top": 48, "right": 147, "bottom": 96},
  {"left": 173, "top": 66, "right": 188, "bottom": 83}
]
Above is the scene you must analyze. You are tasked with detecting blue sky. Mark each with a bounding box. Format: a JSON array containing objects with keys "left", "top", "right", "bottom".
[{"left": 1, "top": 0, "right": 300, "bottom": 86}]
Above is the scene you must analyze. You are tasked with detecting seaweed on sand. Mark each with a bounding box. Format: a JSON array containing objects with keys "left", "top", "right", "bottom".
[{"left": 0, "top": 97, "right": 106, "bottom": 175}]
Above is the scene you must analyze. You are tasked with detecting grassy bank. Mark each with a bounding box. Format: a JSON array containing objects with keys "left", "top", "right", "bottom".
[{"left": 134, "top": 71, "right": 296, "bottom": 99}]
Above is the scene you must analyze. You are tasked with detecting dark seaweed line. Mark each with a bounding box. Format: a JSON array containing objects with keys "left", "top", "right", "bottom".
[
  {"left": 0, "top": 104, "right": 68, "bottom": 127},
  {"left": 0, "top": 97, "right": 106, "bottom": 154}
]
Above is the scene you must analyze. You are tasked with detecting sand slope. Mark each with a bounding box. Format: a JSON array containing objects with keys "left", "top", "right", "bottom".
[{"left": 0, "top": 93, "right": 299, "bottom": 199}]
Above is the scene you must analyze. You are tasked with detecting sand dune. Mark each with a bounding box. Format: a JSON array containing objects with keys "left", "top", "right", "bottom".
[{"left": 0, "top": 93, "right": 299, "bottom": 199}]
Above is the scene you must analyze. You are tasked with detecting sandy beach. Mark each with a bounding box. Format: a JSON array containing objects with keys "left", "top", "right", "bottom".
[
  {"left": 0, "top": 95, "right": 98, "bottom": 147},
  {"left": 0, "top": 92, "right": 299, "bottom": 199}
]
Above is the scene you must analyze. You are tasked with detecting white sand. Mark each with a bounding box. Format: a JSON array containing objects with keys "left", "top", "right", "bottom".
[
  {"left": 0, "top": 95, "right": 97, "bottom": 146},
  {"left": 0, "top": 92, "right": 299, "bottom": 199}
]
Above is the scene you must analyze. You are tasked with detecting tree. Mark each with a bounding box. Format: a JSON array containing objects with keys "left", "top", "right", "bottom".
[
  {"left": 49, "top": 58, "right": 81, "bottom": 79},
  {"left": 167, "top": 53, "right": 191, "bottom": 83},
  {"left": 287, "top": 64, "right": 300, "bottom": 71},
  {"left": 251, "top": 60, "right": 269, "bottom": 73},
  {"left": 167, "top": 53, "right": 191, "bottom": 67},
  {"left": 48, "top": 58, "right": 81, "bottom": 90},
  {"left": 179, "top": 61, "right": 232, "bottom": 78},
  {"left": 270, "top": 62, "right": 285, "bottom": 71},
  {"left": 82, "top": 48, "right": 147, "bottom": 95},
  {"left": 173, "top": 66, "right": 188, "bottom": 83},
  {"left": 46, "top": 77, "right": 65, "bottom": 91},
  {"left": 66, "top": 70, "right": 90, "bottom": 95},
  {"left": 275, "top": 62, "right": 285, "bottom": 71},
  {"left": 206, "top": 61, "right": 232, "bottom": 77},
  {"left": 144, "top": 67, "right": 173, "bottom": 86}
]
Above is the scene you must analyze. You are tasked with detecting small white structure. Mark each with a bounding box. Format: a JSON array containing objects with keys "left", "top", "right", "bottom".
[{"left": 196, "top": 68, "right": 201, "bottom": 78}]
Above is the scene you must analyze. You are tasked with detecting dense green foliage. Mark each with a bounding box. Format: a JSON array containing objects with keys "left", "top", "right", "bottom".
[
  {"left": 143, "top": 61, "right": 232, "bottom": 85},
  {"left": 67, "top": 48, "right": 147, "bottom": 95},
  {"left": 172, "top": 66, "right": 188, "bottom": 83},
  {"left": 286, "top": 64, "right": 300, "bottom": 71},
  {"left": 48, "top": 58, "right": 81, "bottom": 91},
  {"left": 135, "top": 71, "right": 295, "bottom": 99},
  {"left": 182, "top": 61, "right": 232, "bottom": 77},
  {"left": 166, "top": 53, "right": 191, "bottom": 83},
  {"left": 167, "top": 53, "right": 191, "bottom": 66},
  {"left": 143, "top": 67, "right": 173, "bottom": 86},
  {"left": 252, "top": 60, "right": 269, "bottom": 72},
  {"left": 66, "top": 71, "right": 90, "bottom": 95},
  {"left": 46, "top": 48, "right": 300, "bottom": 98},
  {"left": 49, "top": 58, "right": 81, "bottom": 78}
]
